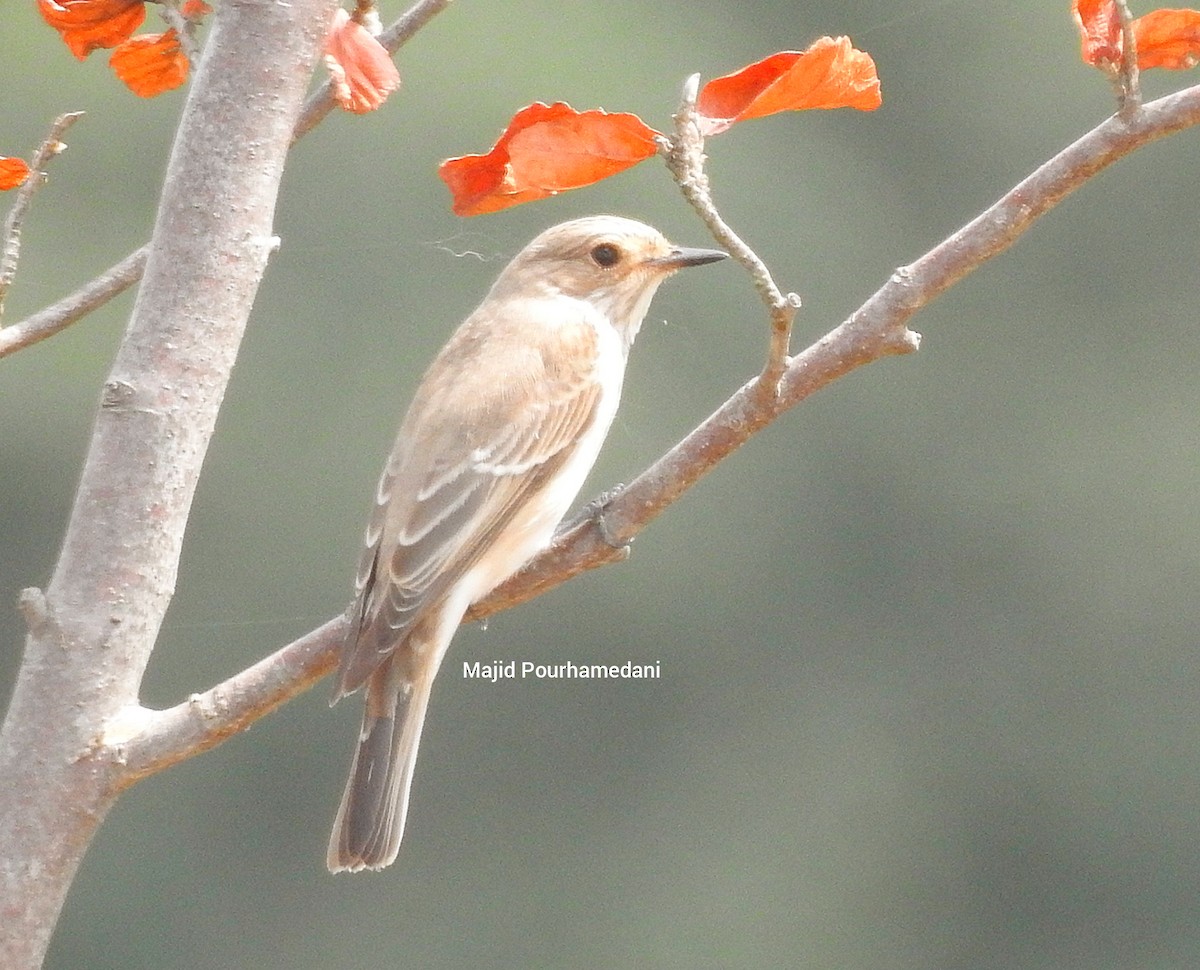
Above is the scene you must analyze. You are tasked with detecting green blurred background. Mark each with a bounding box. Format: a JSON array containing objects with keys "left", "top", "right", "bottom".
[{"left": 4, "top": 1, "right": 1200, "bottom": 967}]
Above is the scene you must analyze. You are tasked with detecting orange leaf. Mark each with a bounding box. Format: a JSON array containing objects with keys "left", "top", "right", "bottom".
[
  {"left": 1073, "top": 2, "right": 1200, "bottom": 72},
  {"left": 439, "top": 102, "right": 661, "bottom": 216},
  {"left": 0, "top": 157, "right": 32, "bottom": 191},
  {"left": 110, "top": 29, "right": 188, "bottom": 97},
  {"left": 696, "top": 38, "right": 881, "bottom": 136},
  {"left": 1134, "top": 8, "right": 1200, "bottom": 70},
  {"left": 180, "top": 0, "right": 211, "bottom": 18},
  {"left": 1072, "top": 0, "right": 1123, "bottom": 68},
  {"left": 38, "top": 0, "right": 145, "bottom": 60},
  {"left": 324, "top": 8, "right": 401, "bottom": 114}
]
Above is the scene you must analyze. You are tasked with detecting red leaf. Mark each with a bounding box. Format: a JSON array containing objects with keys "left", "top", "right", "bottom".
[
  {"left": 1073, "top": 0, "right": 1123, "bottom": 67},
  {"left": 1073, "top": 1, "right": 1200, "bottom": 72},
  {"left": 325, "top": 8, "right": 401, "bottom": 114},
  {"left": 1134, "top": 8, "right": 1200, "bottom": 70},
  {"left": 38, "top": 0, "right": 145, "bottom": 60},
  {"left": 0, "top": 157, "right": 31, "bottom": 191},
  {"left": 696, "top": 38, "right": 881, "bottom": 136},
  {"left": 180, "top": 0, "right": 211, "bottom": 18},
  {"left": 109, "top": 29, "right": 188, "bottom": 97},
  {"left": 439, "top": 102, "right": 661, "bottom": 216}
]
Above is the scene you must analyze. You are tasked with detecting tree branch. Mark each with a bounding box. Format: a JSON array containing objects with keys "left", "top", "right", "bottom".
[
  {"left": 105, "top": 81, "right": 1200, "bottom": 784},
  {"left": 0, "top": 245, "right": 147, "bottom": 358},
  {"left": 476, "top": 81, "right": 1200, "bottom": 616},
  {"left": 118, "top": 616, "right": 348, "bottom": 782},
  {"left": 0, "top": 0, "right": 453, "bottom": 359},
  {"left": 0, "top": 0, "right": 336, "bottom": 962}
]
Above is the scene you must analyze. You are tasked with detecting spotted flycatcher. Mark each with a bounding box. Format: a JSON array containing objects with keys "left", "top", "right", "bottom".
[{"left": 327, "top": 215, "right": 726, "bottom": 872}]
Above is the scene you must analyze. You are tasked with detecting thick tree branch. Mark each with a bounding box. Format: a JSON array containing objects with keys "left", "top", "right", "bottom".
[
  {"left": 0, "top": 0, "right": 336, "bottom": 963},
  {"left": 109, "top": 81, "right": 1200, "bottom": 782}
]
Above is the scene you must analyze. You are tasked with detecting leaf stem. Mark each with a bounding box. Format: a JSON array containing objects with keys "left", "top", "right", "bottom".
[{"left": 1114, "top": 0, "right": 1142, "bottom": 115}]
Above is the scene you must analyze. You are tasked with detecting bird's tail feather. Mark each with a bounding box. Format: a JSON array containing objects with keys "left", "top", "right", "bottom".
[{"left": 327, "top": 659, "right": 433, "bottom": 873}]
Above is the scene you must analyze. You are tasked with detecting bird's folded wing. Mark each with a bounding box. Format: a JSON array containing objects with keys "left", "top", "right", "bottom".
[{"left": 333, "top": 310, "right": 604, "bottom": 695}]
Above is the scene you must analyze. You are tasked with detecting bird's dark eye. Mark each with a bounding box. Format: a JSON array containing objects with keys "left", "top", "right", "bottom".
[{"left": 590, "top": 243, "right": 621, "bottom": 268}]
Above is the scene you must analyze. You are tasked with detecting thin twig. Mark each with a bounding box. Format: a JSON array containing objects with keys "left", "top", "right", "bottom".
[
  {"left": 0, "top": 112, "right": 85, "bottom": 320},
  {"left": 1114, "top": 0, "right": 1142, "bottom": 114},
  {"left": 658, "top": 74, "right": 799, "bottom": 401},
  {"left": 0, "top": 246, "right": 148, "bottom": 358},
  {"left": 158, "top": 0, "right": 202, "bottom": 66}
]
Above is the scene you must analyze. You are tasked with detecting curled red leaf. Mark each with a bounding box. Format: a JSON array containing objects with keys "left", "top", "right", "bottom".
[
  {"left": 325, "top": 8, "right": 401, "bottom": 114},
  {"left": 1073, "top": 1, "right": 1200, "bottom": 71},
  {"left": 696, "top": 38, "right": 881, "bottom": 137},
  {"left": 1073, "top": 0, "right": 1124, "bottom": 68},
  {"left": 38, "top": 0, "right": 145, "bottom": 60},
  {"left": 110, "top": 28, "right": 188, "bottom": 97},
  {"left": 439, "top": 102, "right": 661, "bottom": 216}
]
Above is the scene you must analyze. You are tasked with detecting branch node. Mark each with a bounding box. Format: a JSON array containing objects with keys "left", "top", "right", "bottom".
[
  {"left": 99, "top": 704, "right": 156, "bottom": 754},
  {"left": 17, "top": 586, "right": 53, "bottom": 636},
  {"left": 185, "top": 689, "right": 231, "bottom": 724},
  {"left": 100, "top": 378, "right": 161, "bottom": 415},
  {"left": 757, "top": 296, "right": 799, "bottom": 402},
  {"left": 884, "top": 327, "right": 922, "bottom": 356}
]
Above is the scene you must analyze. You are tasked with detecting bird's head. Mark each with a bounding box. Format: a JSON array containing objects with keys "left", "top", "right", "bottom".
[{"left": 491, "top": 215, "right": 727, "bottom": 343}]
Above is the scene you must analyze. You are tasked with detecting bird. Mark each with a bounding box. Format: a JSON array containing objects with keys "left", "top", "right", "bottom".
[{"left": 327, "top": 215, "right": 726, "bottom": 872}]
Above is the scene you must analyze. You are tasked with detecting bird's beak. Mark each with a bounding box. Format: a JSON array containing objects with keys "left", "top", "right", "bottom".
[{"left": 651, "top": 246, "right": 728, "bottom": 271}]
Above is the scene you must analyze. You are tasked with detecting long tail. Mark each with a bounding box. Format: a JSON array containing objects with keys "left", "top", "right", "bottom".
[{"left": 327, "top": 656, "right": 434, "bottom": 872}]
